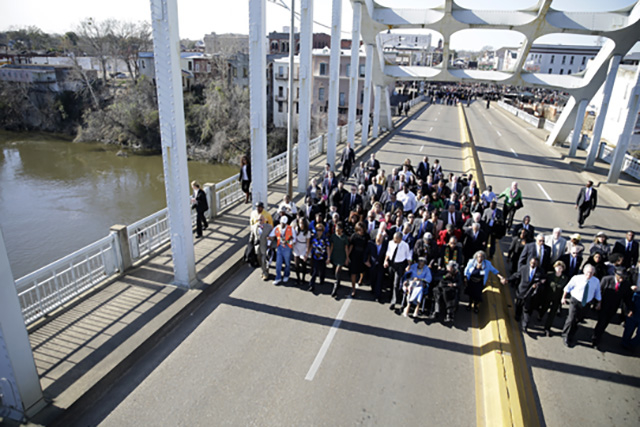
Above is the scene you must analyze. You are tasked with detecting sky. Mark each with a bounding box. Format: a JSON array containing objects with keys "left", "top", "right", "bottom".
[{"left": 1, "top": 0, "right": 639, "bottom": 52}]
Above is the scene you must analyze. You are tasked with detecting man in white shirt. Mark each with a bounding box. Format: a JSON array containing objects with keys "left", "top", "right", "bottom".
[
  {"left": 278, "top": 194, "right": 298, "bottom": 216},
  {"left": 397, "top": 184, "right": 417, "bottom": 214},
  {"left": 384, "top": 232, "right": 411, "bottom": 310},
  {"left": 561, "top": 264, "right": 602, "bottom": 347}
]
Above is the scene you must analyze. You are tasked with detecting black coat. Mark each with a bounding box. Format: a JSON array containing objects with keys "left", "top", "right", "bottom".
[
  {"left": 559, "top": 253, "right": 584, "bottom": 279},
  {"left": 192, "top": 189, "right": 208, "bottom": 213},
  {"left": 341, "top": 193, "right": 363, "bottom": 218},
  {"left": 518, "top": 242, "right": 552, "bottom": 271},
  {"left": 364, "top": 239, "right": 388, "bottom": 268},
  {"left": 416, "top": 161, "right": 430, "bottom": 181},
  {"left": 599, "top": 275, "right": 633, "bottom": 315},
  {"left": 576, "top": 186, "right": 597, "bottom": 209},
  {"left": 462, "top": 229, "right": 488, "bottom": 260},
  {"left": 612, "top": 239, "right": 639, "bottom": 268},
  {"left": 510, "top": 265, "right": 547, "bottom": 300},
  {"left": 512, "top": 223, "right": 535, "bottom": 242}
]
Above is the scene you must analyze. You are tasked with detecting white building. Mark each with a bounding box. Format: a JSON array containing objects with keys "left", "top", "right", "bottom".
[
  {"left": 272, "top": 47, "right": 369, "bottom": 130},
  {"left": 524, "top": 44, "right": 600, "bottom": 75}
]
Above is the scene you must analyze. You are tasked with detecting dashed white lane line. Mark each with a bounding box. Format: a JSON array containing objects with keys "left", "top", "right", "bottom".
[
  {"left": 429, "top": 127, "right": 433, "bottom": 132},
  {"left": 537, "top": 183, "right": 554, "bottom": 203},
  {"left": 435, "top": 118, "right": 438, "bottom": 121},
  {"left": 305, "top": 298, "right": 352, "bottom": 381},
  {"left": 496, "top": 130, "right": 502, "bottom": 137},
  {"left": 488, "top": 120, "right": 493, "bottom": 126},
  {"left": 420, "top": 145, "right": 424, "bottom": 152},
  {"left": 510, "top": 148, "right": 519, "bottom": 157}
]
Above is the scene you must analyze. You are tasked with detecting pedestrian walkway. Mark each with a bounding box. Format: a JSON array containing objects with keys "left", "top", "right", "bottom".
[{"left": 25, "top": 103, "right": 428, "bottom": 426}]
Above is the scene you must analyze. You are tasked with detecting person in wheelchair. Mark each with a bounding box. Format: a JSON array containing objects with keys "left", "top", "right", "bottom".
[
  {"left": 401, "top": 257, "right": 432, "bottom": 317},
  {"left": 430, "top": 261, "right": 463, "bottom": 323}
]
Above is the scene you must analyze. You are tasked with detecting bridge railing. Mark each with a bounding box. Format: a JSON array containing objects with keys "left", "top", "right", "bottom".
[
  {"left": 598, "top": 142, "right": 640, "bottom": 180},
  {"left": 15, "top": 234, "right": 121, "bottom": 325}
]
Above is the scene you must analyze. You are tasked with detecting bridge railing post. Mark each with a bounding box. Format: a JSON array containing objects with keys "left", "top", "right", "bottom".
[
  {"left": 110, "top": 224, "right": 132, "bottom": 272},
  {"left": 204, "top": 183, "right": 216, "bottom": 219}
]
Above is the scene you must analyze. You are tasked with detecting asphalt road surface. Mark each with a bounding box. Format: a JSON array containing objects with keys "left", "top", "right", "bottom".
[
  {"left": 77, "top": 105, "right": 482, "bottom": 426},
  {"left": 465, "top": 101, "right": 640, "bottom": 427}
]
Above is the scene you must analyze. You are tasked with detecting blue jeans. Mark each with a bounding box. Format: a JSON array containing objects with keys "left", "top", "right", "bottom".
[
  {"left": 275, "top": 245, "right": 292, "bottom": 281},
  {"left": 622, "top": 317, "right": 640, "bottom": 348}
]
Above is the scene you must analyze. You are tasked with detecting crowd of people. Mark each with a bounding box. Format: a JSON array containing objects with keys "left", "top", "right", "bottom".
[{"left": 244, "top": 146, "right": 640, "bottom": 350}]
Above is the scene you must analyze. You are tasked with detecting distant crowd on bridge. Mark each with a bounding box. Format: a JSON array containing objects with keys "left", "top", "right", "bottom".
[{"left": 242, "top": 143, "right": 640, "bottom": 351}]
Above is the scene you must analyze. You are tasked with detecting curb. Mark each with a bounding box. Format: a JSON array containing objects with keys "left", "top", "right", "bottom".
[{"left": 459, "top": 104, "right": 541, "bottom": 427}]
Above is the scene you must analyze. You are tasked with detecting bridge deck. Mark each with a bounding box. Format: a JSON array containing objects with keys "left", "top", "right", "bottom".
[{"left": 26, "top": 101, "right": 640, "bottom": 426}]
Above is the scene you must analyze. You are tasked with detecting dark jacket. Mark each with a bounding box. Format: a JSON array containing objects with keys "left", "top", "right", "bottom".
[
  {"left": 192, "top": 189, "right": 208, "bottom": 213},
  {"left": 518, "top": 242, "right": 552, "bottom": 271},
  {"left": 576, "top": 186, "right": 597, "bottom": 210},
  {"left": 510, "top": 264, "right": 547, "bottom": 300}
]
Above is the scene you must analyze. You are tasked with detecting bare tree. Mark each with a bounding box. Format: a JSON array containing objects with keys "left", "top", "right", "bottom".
[
  {"left": 76, "top": 18, "right": 115, "bottom": 81},
  {"left": 112, "top": 21, "right": 152, "bottom": 80}
]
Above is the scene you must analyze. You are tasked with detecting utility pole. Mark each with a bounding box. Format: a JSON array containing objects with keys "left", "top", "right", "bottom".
[{"left": 286, "top": 0, "right": 296, "bottom": 198}]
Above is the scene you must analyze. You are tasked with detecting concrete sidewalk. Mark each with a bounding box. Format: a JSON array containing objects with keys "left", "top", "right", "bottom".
[
  {"left": 492, "top": 104, "right": 640, "bottom": 218},
  {"left": 22, "top": 104, "right": 428, "bottom": 426}
]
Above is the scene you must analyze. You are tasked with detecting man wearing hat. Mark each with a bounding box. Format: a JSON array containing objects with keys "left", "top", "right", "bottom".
[
  {"left": 269, "top": 216, "right": 297, "bottom": 285},
  {"left": 250, "top": 201, "right": 273, "bottom": 227},
  {"left": 250, "top": 215, "right": 273, "bottom": 281},
  {"left": 566, "top": 233, "right": 585, "bottom": 257},
  {"left": 592, "top": 267, "right": 633, "bottom": 348},
  {"left": 575, "top": 180, "right": 597, "bottom": 228}
]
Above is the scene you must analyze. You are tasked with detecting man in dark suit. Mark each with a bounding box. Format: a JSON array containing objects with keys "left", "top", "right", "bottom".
[
  {"left": 416, "top": 156, "right": 430, "bottom": 182},
  {"left": 559, "top": 246, "right": 583, "bottom": 280},
  {"left": 384, "top": 193, "right": 404, "bottom": 214},
  {"left": 440, "top": 205, "right": 463, "bottom": 230},
  {"left": 591, "top": 267, "right": 633, "bottom": 347},
  {"left": 322, "top": 171, "right": 338, "bottom": 197},
  {"left": 482, "top": 200, "right": 505, "bottom": 258},
  {"left": 462, "top": 180, "right": 480, "bottom": 199},
  {"left": 512, "top": 215, "right": 535, "bottom": 242},
  {"left": 435, "top": 180, "right": 451, "bottom": 199},
  {"left": 329, "top": 181, "right": 347, "bottom": 210},
  {"left": 340, "top": 145, "right": 355, "bottom": 180},
  {"left": 575, "top": 180, "right": 597, "bottom": 228},
  {"left": 341, "top": 185, "right": 363, "bottom": 218},
  {"left": 518, "top": 233, "right": 551, "bottom": 271},
  {"left": 364, "top": 233, "right": 388, "bottom": 302},
  {"left": 366, "top": 153, "right": 380, "bottom": 176},
  {"left": 612, "top": 231, "right": 639, "bottom": 268},
  {"left": 506, "top": 256, "right": 547, "bottom": 332},
  {"left": 462, "top": 222, "right": 487, "bottom": 261},
  {"left": 190, "top": 181, "right": 208, "bottom": 238},
  {"left": 413, "top": 210, "right": 433, "bottom": 239}
]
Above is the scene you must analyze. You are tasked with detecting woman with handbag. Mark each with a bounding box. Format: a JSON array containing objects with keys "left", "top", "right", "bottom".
[{"left": 498, "top": 181, "right": 523, "bottom": 232}]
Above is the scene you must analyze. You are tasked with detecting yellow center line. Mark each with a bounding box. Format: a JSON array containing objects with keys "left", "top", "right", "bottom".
[{"left": 459, "top": 104, "right": 541, "bottom": 427}]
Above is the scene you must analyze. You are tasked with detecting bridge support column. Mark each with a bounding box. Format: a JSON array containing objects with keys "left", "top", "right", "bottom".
[
  {"left": 0, "top": 229, "right": 45, "bottom": 421},
  {"left": 326, "top": 0, "right": 342, "bottom": 170},
  {"left": 383, "top": 86, "right": 393, "bottom": 131},
  {"left": 149, "top": 0, "right": 196, "bottom": 288},
  {"left": 347, "top": 0, "right": 362, "bottom": 148},
  {"left": 297, "top": 0, "right": 313, "bottom": 193},
  {"left": 568, "top": 99, "right": 588, "bottom": 157},
  {"left": 361, "top": 43, "right": 373, "bottom": 146},
  {"left": 372, "top": 85, "right": 381, "bottom": 139},
  {"left": 586, "top": 55, "right": 621, "bottom": 170},
  {"left": 547, "top": 96, "right": 576, "bottom": 146},
  {"left": 249, "top": 0, "right": 269, "bottom": 204},
  {"left": 607, "top": 66, "right": 640, "bottom": 184}
]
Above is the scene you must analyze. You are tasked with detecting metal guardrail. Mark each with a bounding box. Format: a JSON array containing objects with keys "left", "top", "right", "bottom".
[{"left": 15, "top": 235, "right": 121, "bottom": 325}]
